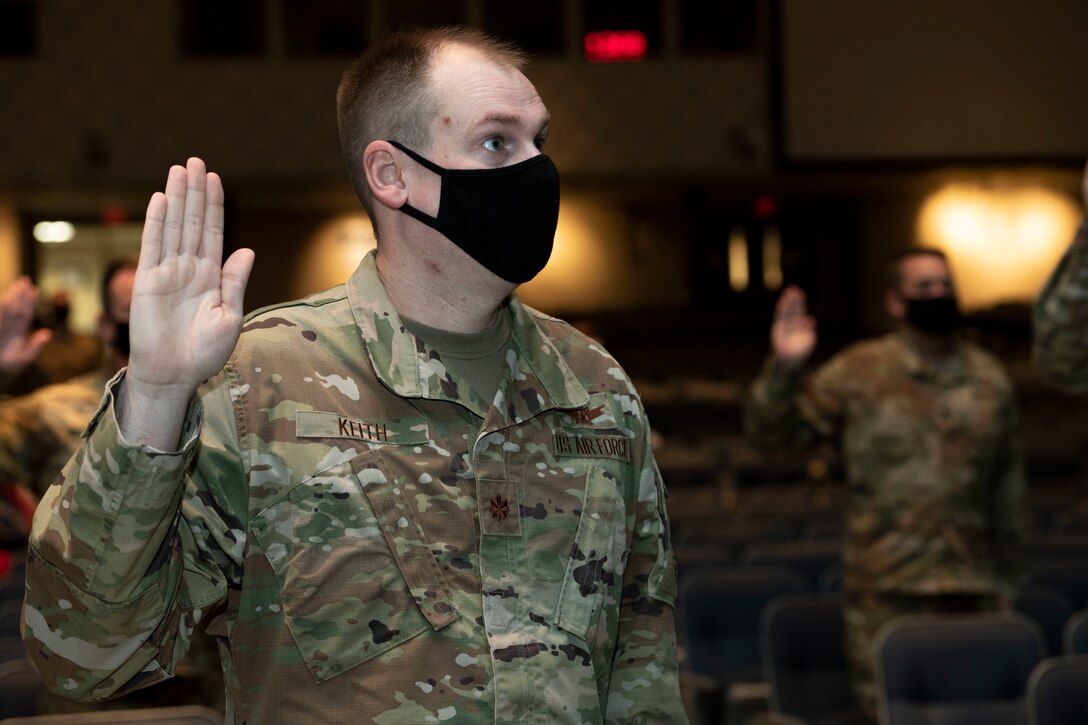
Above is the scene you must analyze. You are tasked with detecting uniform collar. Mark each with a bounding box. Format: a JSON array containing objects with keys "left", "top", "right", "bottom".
[
  {"left": 890, "top": 328, "right": 968, "bottom": 382},
  {"left": 346, "top": 250, "right": 589, "bottom": 422}
]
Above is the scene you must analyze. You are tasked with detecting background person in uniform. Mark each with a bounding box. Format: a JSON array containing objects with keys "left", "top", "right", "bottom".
[
  {"left": 3, "top": 288, "right": 103, "bottom": 397},
  {"left": 21, "top": 27, "right": 685, "bottom": 724},
  {"left": 0, "top": 261, "right": 135, "bottom": 498},
  {"left": 0, "top": 261, "right": 225, "bottom": 715},
  {"left": 1035, "top": 161, "right": 1088, "bottom": 392},
  {"left": 744, "top": 248, "right": 1027, "bottom": 722}
]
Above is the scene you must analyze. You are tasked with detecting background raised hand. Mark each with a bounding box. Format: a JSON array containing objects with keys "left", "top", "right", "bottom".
[
  {"left": 771, "top": 284, "right": 817, "bottom": 369},
  {"left": 0, "top": 276, "right": 52, "bottom": 376}
]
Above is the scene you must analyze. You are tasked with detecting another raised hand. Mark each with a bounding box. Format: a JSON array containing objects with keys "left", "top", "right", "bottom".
[
  {"left": 0, "top": 277, "right": 52, "bottom": 376},
  {"left": 771, "top": 285, "right": 817, "bottom": 369},
  {"left": 119, "top": 158, "right": 254, "bottom": 449}
]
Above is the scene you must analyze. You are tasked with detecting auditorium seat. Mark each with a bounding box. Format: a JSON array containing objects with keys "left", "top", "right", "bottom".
[
  {"left": 1027, "top": 655, "right": 1088, "bottom": 725},
  {"left": 678, "top": 565, "right": 808, "bottom": 685},
  {"left": 761, "top": 593, "right": 864, "bottom": 724},
  {"left": 875, "top": 613, "right": 1045, "bottom": 725}
]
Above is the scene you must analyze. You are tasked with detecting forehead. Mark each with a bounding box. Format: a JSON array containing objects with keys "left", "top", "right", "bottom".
[
  {"left": 427, "top": 45, "right": 546, "bottom": 131},
  {"left": 899, "top": 254, "right": 952, "bottom": 285}
]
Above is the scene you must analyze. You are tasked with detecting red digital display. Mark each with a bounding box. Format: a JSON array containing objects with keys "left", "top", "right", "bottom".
[{"left": 584, "top": 30, "right": 647, "bottom": 63}]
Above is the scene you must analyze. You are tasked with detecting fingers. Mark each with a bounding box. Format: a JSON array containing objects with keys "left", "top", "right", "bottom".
[
  {"left": 775, "top": 285, "right": 807, "bottom": 321},
  {"left": 160, "top": 164, "right": 188, "bottom": 258},
  {"left": 139, "top": 193, "right": 167, "bottom": 272},
  {"left": 4, "top": 277, "right": 37, "bottom": 325},
  {"left": 199, "top": 172, "right": 226, "bottom": 264},
  {"left": 180, "top": 158, "right": 208, "bottom": 256},
  {"left": 25, "top": 328, "right": 52, "bottom": 358},
  {"left": 220, "top": 248, "right": 255, "bottom": 318},
  {"left": 140, "top": 158, "right": 223, "bottom": 269}
]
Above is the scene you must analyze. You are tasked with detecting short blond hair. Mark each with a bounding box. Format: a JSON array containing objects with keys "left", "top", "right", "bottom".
[{"left": 336, "top": 27, "right": 526, "bottom": 218}]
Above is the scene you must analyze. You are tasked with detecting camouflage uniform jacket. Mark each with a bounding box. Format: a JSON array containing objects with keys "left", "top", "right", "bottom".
[
  {"left": 23, "top": 251, "right": 684, "bottom": 724},
  {"left": 0, "top": 365, "right": 112, "bottom": 497},
  {"left": 745, "top": 332, "right": 1026, "bottom": 598},
  {"left": 1035, "top": 219, "right": 1088, "bottom": 393}
]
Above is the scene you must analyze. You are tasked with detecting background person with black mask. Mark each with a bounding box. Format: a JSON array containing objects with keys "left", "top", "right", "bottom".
[{"left": 744, "top": 247, "right": 1027, "bottom": 723}]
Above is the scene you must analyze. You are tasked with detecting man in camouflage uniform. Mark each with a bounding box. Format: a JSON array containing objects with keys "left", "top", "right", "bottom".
[
  {"left": 22, "top": 27, "right": 684, "bottom": 724},
  {"left": 1034, "top": 162, "right": 1088, "bottom": 392},
  {"left": 745, "top": 249, "right": 1026, "bottom": 723}
]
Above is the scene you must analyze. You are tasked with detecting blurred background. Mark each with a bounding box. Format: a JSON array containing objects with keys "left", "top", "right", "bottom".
[{"left": 4, "top": 0, "right": 1085, "bottom": 502}]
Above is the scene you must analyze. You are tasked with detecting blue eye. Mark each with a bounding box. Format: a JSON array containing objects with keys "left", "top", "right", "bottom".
[{"left": 483, "top": 137, "right": 505, "bottom": 152}]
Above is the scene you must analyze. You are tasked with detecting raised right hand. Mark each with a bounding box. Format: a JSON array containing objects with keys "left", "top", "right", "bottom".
[
  {"left": 119, "top": 158, "right": 254, "bottom": 448},
  {"left": 771, "top": 285, "right": 817, "bottom": 368}
]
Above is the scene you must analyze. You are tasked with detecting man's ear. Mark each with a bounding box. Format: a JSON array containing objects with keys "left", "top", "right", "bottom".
[
  {"left": 885, "top": 289, "right": 906, "bottom": 321},
  {"left": 363, "top": 140, "right": 408, "bottom": 211}
]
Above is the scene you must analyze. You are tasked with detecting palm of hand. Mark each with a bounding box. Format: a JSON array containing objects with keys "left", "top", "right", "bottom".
[
  {"left": 773, "top": 319, "right": 816, "bottom": 364},
  {"left": 129, "top": 255, "right": 243, "bottom": 389}
]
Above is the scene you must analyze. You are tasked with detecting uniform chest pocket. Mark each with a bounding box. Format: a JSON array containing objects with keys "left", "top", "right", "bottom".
[
  {"left": 554, "top": 464, "right": 627, "bottom": 642},
  {"left": 251, "top": 449, "right": 460, "bottom": 683}
]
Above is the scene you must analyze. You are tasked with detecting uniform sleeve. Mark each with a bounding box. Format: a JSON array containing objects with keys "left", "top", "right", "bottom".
[
  {"left": 986, "top": 389, "right": 1028, "bottom": 599},
  {"left": 21, "top": 369, "right": 247, "bottom": 702},
  {"left": 744, "top": 354, "right": 846, "bottom": 453},
  {"left": 1034, "top": 219, "right": 1088, "bottom": 393},
  {"left": 605, "top": 418, "right": 688, "bottom": 724}
]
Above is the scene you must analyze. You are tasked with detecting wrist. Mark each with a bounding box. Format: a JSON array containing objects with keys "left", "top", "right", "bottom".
[
  {"left": 122, "top": 366, "right": 201, "bottom": 405},
  {"left": 116, "top": 370, "right": 195, "bottom": 451}
]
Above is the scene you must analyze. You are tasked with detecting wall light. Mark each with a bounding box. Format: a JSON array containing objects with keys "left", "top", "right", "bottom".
[
  {"left": 33, "top": 221, "right": 76, "bottom": 243},
  {"left": 762, "top": 224, "right": 783, "bottom": 291},
  {"left": 728, "top": 226, "right": 749, "bottom": 292},
  {"left": 917, "top": 184, "right": 1080, "bottom": 311},
  {"left": 291, "top": 213, "right": 375, "bottom": 299}
]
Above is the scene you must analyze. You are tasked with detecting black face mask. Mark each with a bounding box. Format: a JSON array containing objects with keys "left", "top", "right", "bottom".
[
  {"left": 903, "top": 295, "right": 961, "bottom": 334},
  {"left": 110, "top": 321, "right": 130, "bottom": 357},
  {"left": 389, "top": 141, "right": 560, "bottom": 284}
]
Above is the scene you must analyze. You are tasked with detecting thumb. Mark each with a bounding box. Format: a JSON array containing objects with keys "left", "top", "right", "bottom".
[
  {"left": 221, "top": 248, "right": 255, "bottom": 318},
  {"left": 26, "top": 328, "right": 52, "bottom": 357}
]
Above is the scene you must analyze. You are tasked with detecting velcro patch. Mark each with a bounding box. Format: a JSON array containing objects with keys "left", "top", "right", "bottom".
[
  {"left": 479, "top": 479, "right": 521, "bottom": 537},
  {"left": 552, "top": 432, "right": 632, "bottom": 462},
  {"left": 296, "top": 411, "right": 429, "bottom": 445}
]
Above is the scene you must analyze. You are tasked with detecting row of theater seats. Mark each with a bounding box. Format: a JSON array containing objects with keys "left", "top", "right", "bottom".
[
  {"left": 681, "top": 589, "right": 1088, "bottom": 725},
  {"left": 671, "top": 507, "right": 1088, "bottom": 724}
]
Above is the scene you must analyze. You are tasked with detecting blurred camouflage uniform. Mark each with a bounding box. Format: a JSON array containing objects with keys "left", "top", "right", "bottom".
[
  {"left": 0, "top": 367, "right": 110, "bottom": 497},
  {"left": 23, "top": 251, "right": 684, "bottom": 724},
  {"left": 0, "top": 362, "right": 226, "bottom": 715},
  {"left": 1035, "top": 220, "right": 1088, "bottom": 392},
  {"left": 746, "top": 332, "right": 1026, "bottom": 721}
]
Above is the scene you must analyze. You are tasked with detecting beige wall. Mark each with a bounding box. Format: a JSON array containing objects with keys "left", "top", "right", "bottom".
[{"left": 0, "top": 204, "right": 21, "bottom": 287}]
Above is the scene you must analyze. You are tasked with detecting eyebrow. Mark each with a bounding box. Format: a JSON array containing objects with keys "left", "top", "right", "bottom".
[{"left": 477, "top": 112, "right": 551, "bottom": 134}]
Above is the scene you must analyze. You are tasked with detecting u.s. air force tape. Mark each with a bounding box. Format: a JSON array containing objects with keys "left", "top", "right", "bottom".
[{"left": 552, "top": 432, "right": 631, "bottom": 462}]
